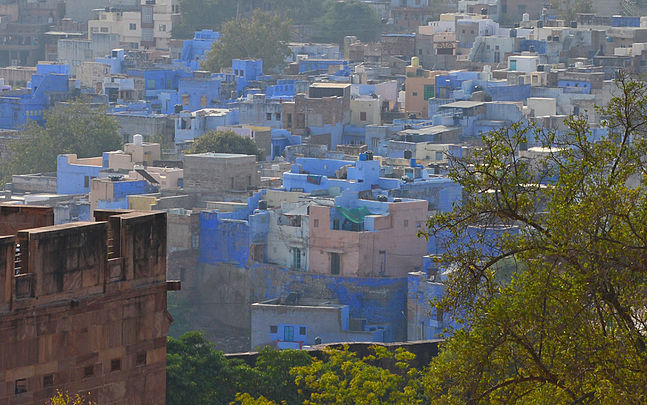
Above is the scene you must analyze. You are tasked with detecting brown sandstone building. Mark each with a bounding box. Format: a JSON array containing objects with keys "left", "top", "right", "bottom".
[{"left": 0, "top": 205, "right": 174, "bottom": 404}]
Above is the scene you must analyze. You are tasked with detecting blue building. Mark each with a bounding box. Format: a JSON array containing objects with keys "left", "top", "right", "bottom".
[
  {"left": 177, "top": 74, "right": 222, "bottom": 111},
  {"left": 176, "top": 30, "right": 220, "bottom": 70},
  {"left": 0, "top": 63, "right": 71, "bottom": 129},
  {"left": 232, "top": 59, "right": 271, "bottom": 96},
  {"left": 198, "top": 191, "right": 269, "bottom": 267},
  {"left": 57, "top": 154, "right": 103, "bottom": 195}
]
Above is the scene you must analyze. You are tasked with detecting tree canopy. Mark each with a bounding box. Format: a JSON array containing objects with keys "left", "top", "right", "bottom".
[
  {"left": 188, "top": 129, "right": 264, "bottom": 160},
  {"left": 173, "top": 0, "right": 324, "bottom": 39},
  {"left": 166, "top": 332, "right": 311, "bottom": 405},
  {"left": 312, "top": 0, "right": 382, "bottom": 44},
  {"left": 5, "top": 100, "right": 121, "bottom": 181},
  {"left": 201, "top": 10, "right": 291, "bottom": 73},
  {"left": 421, "top": 73, "right": 647, "bottom": 402}
]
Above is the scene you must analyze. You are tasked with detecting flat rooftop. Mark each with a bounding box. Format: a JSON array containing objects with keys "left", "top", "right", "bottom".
[
  {"left": 184, "top": 152, "right": 255, "bottom": 158},
  {"left": 439, "top": 100, "right": 486, "bottom": 109}
]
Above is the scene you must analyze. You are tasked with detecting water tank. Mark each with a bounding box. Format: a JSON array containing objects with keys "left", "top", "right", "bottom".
[
  {"left": 365, "top": 151, "right": 374, "bottom": 160},
  {"left": 510, "top": 29, "right": 517, "bottom": 38},
  {"left": 537, "top": 21, "right": 544, "bottom": 28},
  {"left": 133, "top": 134, "right": 143, "bottom": 146},
  {"left": 404, "top": 150, "right": 413, "bottom": 159},
  {"left": 258, "top": 200, "right": 268, "bottom": 210},
  {"left": 522, "top": 13, "right": 530, "bottom": 22},
  {"left": 174, "top": 104, "right": 182, "bottom": 113},
  {"left": 481, "top": 7, "right": 488, "bottom": 15},
  {"left": 411, "top": 56, "right": 420, "bottom": 67},
  {"left": 570, "top": 21, "right": 578, "bottom": 28}
]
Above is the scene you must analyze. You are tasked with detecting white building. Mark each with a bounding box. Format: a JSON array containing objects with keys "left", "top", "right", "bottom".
[{"left": 88, "top": 0, "right": 179, "bottom": 51}]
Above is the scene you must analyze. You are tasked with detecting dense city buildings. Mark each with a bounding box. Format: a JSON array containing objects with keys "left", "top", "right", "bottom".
[{"left": 0, "top": 0, "right": 646, "bottom": 401}]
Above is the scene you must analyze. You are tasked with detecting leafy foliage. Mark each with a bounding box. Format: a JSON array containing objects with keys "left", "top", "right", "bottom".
[
  {"left": 291, "top": 345, "right": 424, "bottom": 405},
  {"left": 421, "top": 73, "right": 647, "bottom": 402},
  {"left": 312, "top": 1, "right": 382, "bottom": 44},
  {"left": 48, "top": 391, "right": 95, "bottom": 405},
  {"left": 188, "top": 129, "right": 264, "bottom": 160},
  {"left": 173, "top": 0, "right": 324, "bottom": 39},
  {"left": 167, "top": 332, "right": 311, "bottom": 405},
  {"left": 201, "top": 10, "right": 291, "bottom": 73},
  {"left": 6, "top": 99, "right": 121, "bottom": 180}
]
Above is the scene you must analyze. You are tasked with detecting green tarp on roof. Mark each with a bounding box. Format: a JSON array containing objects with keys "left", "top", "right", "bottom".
[{"left": 335, "top": 206, "right": 372, "bottom": 224}]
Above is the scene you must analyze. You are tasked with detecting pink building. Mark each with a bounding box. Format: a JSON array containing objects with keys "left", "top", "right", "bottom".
[{"left": 309, "top": 199, "right": 428, "bottom": 278}]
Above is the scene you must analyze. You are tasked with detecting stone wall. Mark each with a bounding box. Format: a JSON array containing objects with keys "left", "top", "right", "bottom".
[
  {"left": 0, "top": 210, "right": 171, "bottom": 404},
  {"left": 171, "top": 262, "right": 409, "bottom": 352}
]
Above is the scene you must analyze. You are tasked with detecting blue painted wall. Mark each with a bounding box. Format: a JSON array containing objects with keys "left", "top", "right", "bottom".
[
  {"left": 246, "top": 264, "right": 409, "bottom": 342},
  {"left": 56, "top": 155, "right": 102, "bottom": 194}
]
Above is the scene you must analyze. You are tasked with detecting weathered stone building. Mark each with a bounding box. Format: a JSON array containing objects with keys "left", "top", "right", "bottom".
[{"left": 0, "top": 205, "right": 173, "bottom": 404}]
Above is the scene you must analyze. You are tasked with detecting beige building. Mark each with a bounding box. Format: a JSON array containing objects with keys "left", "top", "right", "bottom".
[
  {"left": 350, "top": 96, "right": 381, "bottom": 127},
  {"left": 88, "top": 0, "right": 179, "bottom": 50},
  {"left": 183, "top": 153, "right": 260, "bottom": 195},
  {"left": 404, "top": 61, "right": 442, "bottom": 118}
]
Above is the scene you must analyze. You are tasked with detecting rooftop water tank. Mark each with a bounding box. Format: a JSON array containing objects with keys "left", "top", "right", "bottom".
[{"left": 133, "top": 134, "right": 143, "bottom": 146}]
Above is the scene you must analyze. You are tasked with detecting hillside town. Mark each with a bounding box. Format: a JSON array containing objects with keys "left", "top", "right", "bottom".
[{"left": 1, "top": 0, "right": 647, "bottom": 403}]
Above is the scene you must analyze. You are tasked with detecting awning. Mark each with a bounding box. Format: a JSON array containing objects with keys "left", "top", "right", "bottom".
[{"left": 335, "top": 206, "right": 372, "bottom": 224}]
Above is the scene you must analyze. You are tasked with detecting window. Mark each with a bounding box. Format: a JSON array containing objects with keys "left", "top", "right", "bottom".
[
  {"left": 43, "top": 374, "right": 54, "bottom": 387},
  {"left": 159, "top": 24, "right": 166, "bottom": 31},
  {"left": 412, "top": 91, "right": 418, "bottom": 97},
  {"left": 275, "top": 113, "right": 281, "bottom": 120},
  {"left": 270, "top": 325, "right": 278, "bottom": 333},
  {"left": 200, "top": 95, "right": 207, "bottom": 107},
  {"left": 91, "top": 27, "right": 98, "bottom": 33},
  {"left": 247, "top": 175, "right": 251, "bottom": 186},
  {"left": 84, "top": 176, "right": 89, "bottom": 188},
  {"left": 15, "top": 379, "right": 27, "bottom": 394},
  {"left": 129, "top": 23, "right": 137, "bottom": 30},
  {"left": 111, "top": 358, "right": 121, "bottom": 372},
  {"left": 314, "top": 219, "right": 319, "bottom": 228},
  {"left": 436, "top": 151, "right": 443, "bottom": 160},
  {"left": 299, "top": 326, "right": 307, "bottom": 335},
  {"left": 418, "top": 49, "right": 422, "bottom": 55},
  {"left": 136, "top": 351, "right": 147, "bottom": 366},
  {"left": 292, "top": 248, "right": 301, "bottom": 269},
  {"left": 266, "top": 113, "right": 272, "bottom": 120},
  {"left": 331, "top": 253, "right": 340, "bottom": 275},
  {"left": 84, "top": 365, "right": 94, "bottom": 378},
  {"left": 360, "top": 111, "right": 367, "bottom": 121},
  {"left": 404, "top": 219, "right": 409, "bottom": 227},
  {"left": 284, "top": 325, "right": 294, "bottom": 341},
  {"left": 287, "top": 113, "right": 292, "bottom": 127},
  {"left": 100, "top": 27, "right": 109, "bottom": 33},
  {"left": 182, "top": 94, "right": 190, "bottom": 106},
  {"left": 423, "top": 84, "right": 434, "bottom": 100},
  {"left": 436, "top": 307, "right": 444, "bottom": 322},
  {"left": 379, "top": 250, "right": 386, "bottom": 275}
]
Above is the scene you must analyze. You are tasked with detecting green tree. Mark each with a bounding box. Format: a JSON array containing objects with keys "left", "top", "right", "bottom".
[
  {"left": 188, "top": 129, "right": 264, "bottom": 160},
  {"left": 167, "top": 332, "right": 311, "bottom": 405},
  {"left": 167, "top": 332, "right": 240, "bottom": 405},
  {"left": 290, "top": 345, "right": 424, "bottom": 404},
  {"left": 201, "top": 10, "right": 291, "bottom": 73},
  {"left": 173, "top": 0, "right": 234, "bottom": 39},
  {"left": 421, "top": 73, "right": 647, "bottom": 403},
  {"left": 312, "top": 0, "right": 382, "bottom": 44},
  {"left": 173, "top": 0, "right": 324, "bottom": 39},
  {"left": 6, "top": 100, "right": 121, "bottom": 179}
]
